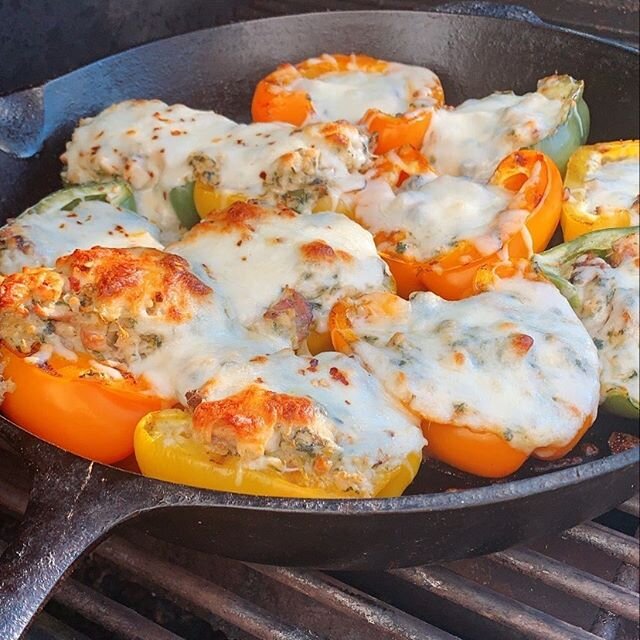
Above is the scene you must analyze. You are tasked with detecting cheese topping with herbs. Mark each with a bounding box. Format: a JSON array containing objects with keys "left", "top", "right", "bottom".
[
  {"left": 423, "top": 87, "right": 566, "bottom": 181},
  {"left": 577, "top": 156, "right": 640, "bottom": 223},
  {"left": 169, "top": 201, "right": 392, "bottom": 346},
  {"left": 355, "top": 173, "right": 525, "bottom": 260},
  {"left": 290, "top": 61, "right": 441, "bottom": 123},
  {"left": 342, "top": 278, "right": 599, "bottom": 453},
  {"left": 62, "top": 100, "right": 372, "bottom": 237},
  {"left": 0, "top": 200, "right": 163, "bottom": 274},
  {"left": 180, "top": 349, "right": 424, "bottom": 496},
  {"left": 569, "top": 233, "right": 639, "bottom": 404}
]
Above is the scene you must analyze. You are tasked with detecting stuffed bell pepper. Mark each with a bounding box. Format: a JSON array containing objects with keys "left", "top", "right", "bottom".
[
  {"left": 168, "top": 200, "right": 394, "bottom": 354},
  {"left": 134, "top": 349, "right": 425, "bottom": 498},
  {"left": 535, "top": 226, "right": 639, "bottom": 418},
  {"left": 252, "top": 53, "right": 445, "bottom": 154},
  {"left": 354, "top": 148, "right": 562, "bottom": 299},
  {"left": 561, "top": 140, "right": 639, "bottom": 241},
  {"left": 62, "top": 100, "right": 373, "bottom": 238},
  {"left": 422, "top": 75, "right": 589, "bottom": 180},
  {"left": 329, "top": 275, "right": 600, "bottom": 478}
]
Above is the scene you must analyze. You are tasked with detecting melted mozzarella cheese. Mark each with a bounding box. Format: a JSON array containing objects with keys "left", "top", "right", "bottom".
[
  {"left": 570, "top": 244, "right": 639, "bottom": 404},
  {"left": 62, "top": 100, "right": 370, "bottom": 237},
  {"left": 0, "top": 200, "right": 163, "bottom": 274},
  {"left": 130, "top": 298, "right": 282, "bottom": 401},
  {"left": 194, "top": 349, "right": 424, "bottom": 495},
  {"left": 355, "top": 174, "right": 524, "bottom": 260},
  {"left": 203, "top": 121, "right": 368, "bottom": 199},
  {"left": 62, "top": 101, "right": 236, "bottom": 237},
  {"left": 290, "top": 62, "right": 441, "bottom": 123},
  {"left": 0, "top": 243, "right": 281, "bottom": 403},
  {"left": 169, "top": 208, "right": 392, "bottom": 339},
  {"left": 423, "top": 91, "right": 566, "bottom": 181},
  {"left": 346, "top": 278, "right": 599, "bottom": 453},
  {"left": 582, "top": 157, "right": 640, "bottom": 223}
]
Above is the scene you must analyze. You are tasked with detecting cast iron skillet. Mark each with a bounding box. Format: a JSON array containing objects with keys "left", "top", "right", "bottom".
[{"left": 0, "top": 5, "right": 638, "bottom": 638}]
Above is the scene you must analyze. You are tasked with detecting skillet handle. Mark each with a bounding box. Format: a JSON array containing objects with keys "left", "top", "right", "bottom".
[
  {"left": 432, "top": 1, "right": 638, "bottom": 51},
  {"left": 432, "top": 1, "right": 545, "bottom": 24},
  {"left": 0, "top": 434, "right": 155, "bottom": 640}
]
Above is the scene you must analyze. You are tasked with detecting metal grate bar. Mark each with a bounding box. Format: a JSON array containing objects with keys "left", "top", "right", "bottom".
[
  {"left": 391, "top": 565, "right": 602, "bottom": 640},
  {"left": 490, "top": 547, "right": 639, "bottom": 620},
  {"left": 249, "top": 563, "right": 459, "bottom": 640},
  {"left": 562, "top": 521, "right": 639, "bottom": 566},
  {"left": 618, "top": 495, "right": 640, "bottom": 518},
  {"left": 0, "top": 539, "right": 185, "bottom": 640},
  {"left": 27, "top": 612, "right": 92, "bottom": 640},
  {"left": 590, "top": 528, "right": 640, "bottom": 640},
  {"left": 96, "top": 536, "right": 319, "bottom": 640},
  {"left": 53, "top": 578, "right": 186, "bottom": 640},
  {"left": 0, "top": 482, "right": 315, "bottom": 640}
]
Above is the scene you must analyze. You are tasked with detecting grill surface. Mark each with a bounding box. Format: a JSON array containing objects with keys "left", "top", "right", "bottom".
[{"left": 0, "top": 445, "right": 637, "bottom": 640}]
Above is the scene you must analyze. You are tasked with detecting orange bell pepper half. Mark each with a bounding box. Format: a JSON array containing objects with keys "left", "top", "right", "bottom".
[
  {"left": 251, "top": 53, "right": 444, "bottom": 153},
  {"left": 328, "top": 291, "right": 595, "bottom": 478},
  {"left": 375, "top": 149, "right": 563, "bottom": 299},
  {"left": 1, "top": 346, "right": 170, "bottom": 463}
]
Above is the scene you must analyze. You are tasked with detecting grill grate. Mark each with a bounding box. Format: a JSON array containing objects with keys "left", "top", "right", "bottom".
[{"left": 0, "top": 447, "right": 637, "bottom": 640}]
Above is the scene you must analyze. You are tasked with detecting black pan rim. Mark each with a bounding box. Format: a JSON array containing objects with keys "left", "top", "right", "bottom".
[
  {"left": 3, "top": 412, "right": 637, "bottom": 514},
  {"left": 0, "top": 10, "right": 637, "bottom": 515},
  {"left": 3, "top": 8, "right": 637, "bottom": 98}
]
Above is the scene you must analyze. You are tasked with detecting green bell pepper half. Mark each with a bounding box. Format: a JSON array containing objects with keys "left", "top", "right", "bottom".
[
  {"left": 534, "top": 226, "right": 639, "bottom": 419},
  {"left": 532, "top": 75, "right": 590, "bottom": 176}
]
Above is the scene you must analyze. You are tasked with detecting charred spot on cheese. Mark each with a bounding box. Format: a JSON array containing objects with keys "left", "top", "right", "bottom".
[
  {"left": 193, "top": 384, "right": 321, "bottom": 459},
  {"left": 59, "top": 247, "right": 211, "bottom": 315},
  {"left": 300, "top": 240, "right": 340, "bottom": 262},
  {"left": 169, "top": 201, "right": 393, "bottom": 347},
  {"left": 181, "top": 350, "right": 424, "bottom": 495},
  {"left": 0, "top": 247, "right": 210, "bottom": 359},
  {"left": 62, "top": 100, "right": 372, "bottom": 234},
  {"left": 568, "top": 232, "right": 639, "bottom": 404},
  {"left": 341, "top": 278, "right": 600, "bottom": 453}
]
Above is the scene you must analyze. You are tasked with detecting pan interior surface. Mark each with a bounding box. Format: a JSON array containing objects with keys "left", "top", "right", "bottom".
[{"left": 0, "top": 11, "right": 637, "bottom": 528}]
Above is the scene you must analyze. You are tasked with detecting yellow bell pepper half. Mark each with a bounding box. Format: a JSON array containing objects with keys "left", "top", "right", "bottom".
[
  {"left": 561, "top": 140, "right": 639, "bottom": 241},
  {"left": 193, "top": 179, "right": 355, "bottom": 220},
  {"left": 134, "top": 408, "right": 422, "bottom": 498}
]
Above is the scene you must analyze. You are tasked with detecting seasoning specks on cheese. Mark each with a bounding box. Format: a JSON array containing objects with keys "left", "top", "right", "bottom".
[
  {"left": 184, "top": 349, "right": 424, "bottom": 495},
  {"left": 340, "top": 278, "right": 600, "bottom": 453},
  {"left": 0, "top": 199, "right": 163, "bottom": 274},
  {"left": 62, "top": 100, "right": 372, "bottom": 237}
]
